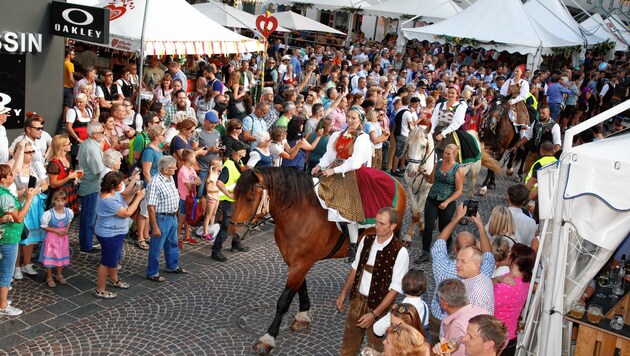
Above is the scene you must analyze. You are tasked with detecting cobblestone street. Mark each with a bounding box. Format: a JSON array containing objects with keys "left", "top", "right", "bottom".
[{"left": 0, "top": 168, "right": 515, "bottom": 355}]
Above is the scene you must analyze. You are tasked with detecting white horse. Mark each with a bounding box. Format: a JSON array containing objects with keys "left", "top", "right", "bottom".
[
  {"left": 403, "top": 126, "right": 435, "bottom": 245},
  {"left": 402, "top": 127, "right": 502, "bottom": 245}
]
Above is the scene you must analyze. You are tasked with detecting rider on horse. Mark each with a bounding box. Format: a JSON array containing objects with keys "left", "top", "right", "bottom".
[
  {"left": 312, "top": 107, "right": 399, "bottom": 263},
  {"left": 430, "top": 85, "right": 480, "bottom": 164},
  {"left": 500, "top": 65, "right": 531, "bottom": 129}
]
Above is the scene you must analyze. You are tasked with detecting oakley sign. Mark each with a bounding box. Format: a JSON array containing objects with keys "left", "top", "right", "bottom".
[{"left": 51, "top": 1, "right": 109, "bottom": 44}]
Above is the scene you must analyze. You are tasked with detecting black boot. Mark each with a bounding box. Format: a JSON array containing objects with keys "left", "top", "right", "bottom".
[{"left": 347, "top": 243, "right": 357, "bottom": 264}]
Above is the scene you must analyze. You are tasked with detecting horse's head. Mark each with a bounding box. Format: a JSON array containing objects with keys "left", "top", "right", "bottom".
[
  {"left": 405, "top": 125, "right": 434, "bottom": 178},
  {"left": 229, "top": 168, "right": 269, "bottom": 241}
]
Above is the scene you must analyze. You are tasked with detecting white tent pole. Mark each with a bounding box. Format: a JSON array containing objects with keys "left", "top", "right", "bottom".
[{"left": 136, "top": 0, "right": 151, "bottom": 112}]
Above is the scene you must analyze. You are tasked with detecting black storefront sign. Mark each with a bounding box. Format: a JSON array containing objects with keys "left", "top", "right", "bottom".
[
  {"left": 50, "top": 1, "right": 109, "bottom": 44},
  {"left": 0, "top": 54, "right": 25, "bottom": 129}
]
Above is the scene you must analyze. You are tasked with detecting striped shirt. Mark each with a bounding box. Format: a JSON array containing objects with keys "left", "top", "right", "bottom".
[
  {"left": 462, "top": 273, "right": 494, "bottom": 315},
  {"left": 431, "top": 240, "right": 496, "bottom": 319},
  {"left": 146, "top": 172, "right": 179, "bottom": 214}
]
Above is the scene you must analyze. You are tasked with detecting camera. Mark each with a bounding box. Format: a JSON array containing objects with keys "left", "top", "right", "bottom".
[
  {"left": 135, "top": 180, "right": 144, "bottom": 189},
  {"left": 296, "top": 132, "right": 304, "bottom": 140}
]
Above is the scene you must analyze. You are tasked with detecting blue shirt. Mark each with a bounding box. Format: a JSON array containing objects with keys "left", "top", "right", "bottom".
[
  {"left": 242, "top": 113, "right": 268, "bottom": 151},
  {"left": 171, "top": 70, "right": 188, "bottom": 92},
  {"left": 430, "top": 240, "right": 496, "bottom": 319},
  {"left": 95, "top": 193, "right": 130, "bottom": 237},
  {"left": 546, "top": 83, "right": 572, "bottom": 105},
  {"left": 291, "top": 56, "right": 302, "bottom": 76},
  {"left": 141, "top": 146, "right": 163, "bottom": 178}
]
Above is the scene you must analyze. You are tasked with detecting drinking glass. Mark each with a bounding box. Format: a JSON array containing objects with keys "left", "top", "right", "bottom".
[
  {"left": 570, "top": 300, "right": 585, "bottom": 319},
  {"left": 587, "top": 304, "right": 603, "bottom": 324},
  {"left": 609, "top": 269, "right": 621, "bottom": 299},
  {"left": 597, "top": 273, "right": 609, "bottom": 298},
  {"left": 610, "top": 314, "right": 625, "bottom": 331}
]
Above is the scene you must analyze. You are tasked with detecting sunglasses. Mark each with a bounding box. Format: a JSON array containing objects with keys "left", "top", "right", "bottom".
[
  {"left": 236, "top": 126, "right": 243, "bottom": 130},
  {"left": 29, "top": 126, "right": 44, "bottom": 131},
  {"left": 24, "top": 150, "right": 36, "bottom": 154}
]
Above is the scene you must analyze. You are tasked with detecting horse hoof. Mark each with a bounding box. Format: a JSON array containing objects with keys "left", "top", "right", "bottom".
[
  {"left": 291, "top": 319, "right": 310, "bottom": 332},
  {"left": 401, "top": 240, "right": 412, "bottom": 248},
  {"left": 476, "top": 186, "right": 488, "bottom": 196},
  {"left": 252, "top": 341, "right": 272, "bottom": 355}
]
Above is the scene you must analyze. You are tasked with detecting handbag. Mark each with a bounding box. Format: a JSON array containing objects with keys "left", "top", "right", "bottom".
[
  {"left": 20, "top": 225, "right": 29, "bottom": 241},
  {"left": 185, "top": 190, "right": 205, "bottom": 226}
]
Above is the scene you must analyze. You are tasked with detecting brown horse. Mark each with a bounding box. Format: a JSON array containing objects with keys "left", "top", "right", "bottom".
[
  {"left": 228, "top": 167, "right": 406, "bottom": 354},
  {"left": 479, "top": 97, "right": 523, "bottom": 190}
]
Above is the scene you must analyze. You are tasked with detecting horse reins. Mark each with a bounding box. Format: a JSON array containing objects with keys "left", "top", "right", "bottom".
[
  {"left": 407, "top": 142, "right": 434, "bottom": 195},
  {"left": 229, "top": 183, "right": 290, "bottom": 232}
]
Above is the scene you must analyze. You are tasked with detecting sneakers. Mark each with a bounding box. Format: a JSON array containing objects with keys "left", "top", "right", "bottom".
[
  {"left": 211, "top": 252, "right": 228, "bottom": 262},
  {"left": 21, "top": 264, "right": 38, "bottom": 276},
  {"left": 183, "top": 237, "right": 199, "bottom": 244},
  {"left": 204, "top": 234, "right": 216, "bottom": 242},
  {"left": 13, "top": 267, "right": 23, "bottom": 280},
  {"left": 0, "top": 305, "right": 23, "bottom": 316},
  {"left": 230, "top": 243, "right": 249, "bottom": 252}
]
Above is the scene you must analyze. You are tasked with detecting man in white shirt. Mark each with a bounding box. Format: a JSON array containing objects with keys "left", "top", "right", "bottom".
[
  {"left": 336, "top": 207, "right": 409, "bottom": 355},
  {"left": 507, "top": 184, "right": 538, "bottom": 249}
]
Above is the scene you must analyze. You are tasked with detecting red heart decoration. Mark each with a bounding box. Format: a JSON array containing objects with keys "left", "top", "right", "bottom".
[
  {"left": 256, "top": 14, "right": 278, "bottom": 38},
  {"left": 105, "top": 5, "right": 127, "bottom": 21}
]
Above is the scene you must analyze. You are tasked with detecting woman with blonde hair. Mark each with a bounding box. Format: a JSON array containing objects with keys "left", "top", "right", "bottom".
[
  {"left": 382, "top": 323, "right": 431, "bottom": 356},
  {"left": 486, "top": 205, "right": 517, "bottom": 242},
  {"left": 46, "top": 134, "right": 79, "bottom": 213},
  {"left": 365, "top": 110, "right": 390, "bottom": 170}
]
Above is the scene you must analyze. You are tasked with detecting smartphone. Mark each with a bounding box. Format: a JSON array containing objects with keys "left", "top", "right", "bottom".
[
  {"left": 466, "top": 199, "right": 479, "bottom": 217},
  {"left": 135, "top": 180, "right": 143, "bottom": 189},
  {"left": 133, "top": 167, "right": 141, "bottom": 175},
  {"left": 28, "top": 175, "right": 37, "bottom": 189}
]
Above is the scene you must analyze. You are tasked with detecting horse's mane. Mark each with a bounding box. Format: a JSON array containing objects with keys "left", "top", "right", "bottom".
[{"left": 235, "top": 167, "right": 319, "bottom": 209}]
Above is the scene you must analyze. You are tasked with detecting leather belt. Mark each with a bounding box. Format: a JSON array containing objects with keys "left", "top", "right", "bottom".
[
  {"left": 363, "top": 265, "right": 374, "bottom": 273},
  {"left": 157, "top": 212, "right": 177, "bottom": 216}
]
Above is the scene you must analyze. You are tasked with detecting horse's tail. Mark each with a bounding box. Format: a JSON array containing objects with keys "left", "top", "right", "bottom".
[{"left": 482, "top": 148, "right": 504, "bottom": 175}]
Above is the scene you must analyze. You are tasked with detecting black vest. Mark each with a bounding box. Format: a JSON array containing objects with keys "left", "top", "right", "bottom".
[{"left": 119, "top": 79, "right": 133, "bottom": 99}]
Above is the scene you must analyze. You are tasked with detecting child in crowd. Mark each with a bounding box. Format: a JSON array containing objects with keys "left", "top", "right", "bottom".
[
  {"left": 39, "top": 190, "right": 73, "bottom": 288},
  {"left": 373, "top": 269, "right": 431, "bottom": 343},
  {"left": 492, "top": 236, "right": 512, "bottom": 278},
  {"left": 202, "top": 158, "right": 222, "bottom": 241},
  {"left": 177, "top": 149, "right": 201, "bottom": 244}
]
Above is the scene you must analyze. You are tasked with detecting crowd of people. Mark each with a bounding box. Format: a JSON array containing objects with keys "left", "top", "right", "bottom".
[{"left": 0, "top": 36, "right": 628, "bottom": 354}]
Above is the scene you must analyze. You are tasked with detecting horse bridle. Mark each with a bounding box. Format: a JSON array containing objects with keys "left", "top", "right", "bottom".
[
  {"left": 407, "top": 136, "right": 434, "bottom": 195},
  {"left": 228, "top": 183, "right": 272, "bottom": 230}
]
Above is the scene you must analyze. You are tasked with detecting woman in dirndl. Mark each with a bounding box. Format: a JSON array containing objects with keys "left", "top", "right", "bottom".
[
  {"left": 312, "top": 107, "right": 398, "bottom": 262},
  {"left": 430, "top": 85, "right": 480, "bottom": 163},
  {"left": 500, "top": 65, "right": 530, "bottom": 127}
]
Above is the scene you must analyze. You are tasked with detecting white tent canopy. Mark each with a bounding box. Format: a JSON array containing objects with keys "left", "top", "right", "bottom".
[
  {"left": 363, "top": 0, "right": 462, "bottom": 21},
  {"left": 520, "top": 100, "right": 630, "bottom": 356},
  {"left": 604, "top": 13, "right": 630, "bottom": 50},
  {"left": 69, "top": 0, "right": 262, "bottom": 55},
  {"left": 401, "top": 0, "right": 588, "bottom": 56},
  {"left": 272, "top": 11, "right": 345, "bottom": 35},
  {"left": 524, "top": 0, "right": 606, "bottom": 46},
  {"left": 580, "top": 13, "right": 629, "bottom": 52},
  {"left": 193, "top": 2, "right": 289, "bottom": 33}
]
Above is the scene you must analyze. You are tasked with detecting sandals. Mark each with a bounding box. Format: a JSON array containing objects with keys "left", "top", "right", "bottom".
[
  {"left": 95, "top": 290, "right": 117, "bottom": 299},
  {"left": 135, "top": 239, "right": 149, "bottom": 250},
  {"left": 146, "top": 275, "right": 166, "bottom": 282},
  {"left": 108, "top": 279, "right": 130, "bottom": 289},
  {"left": 55, "top": 275, "right": 68, "bottom": 285},
  {"left": 46, "top": 277, "right": 56, "bottom": 288},
  {"left": 165, "top": 267, "right": 188, "bottom": 274}
]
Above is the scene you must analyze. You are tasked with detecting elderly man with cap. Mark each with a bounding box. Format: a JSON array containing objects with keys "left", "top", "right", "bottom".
[
  {"left": 0, "top": 105, "right": 9, "bottom": 164},
  {"left": 194, "top": 111, "right": 222, "bottom": 198},
  {"left": 210, "top": 141, "right": 249, "bottom": 262}
]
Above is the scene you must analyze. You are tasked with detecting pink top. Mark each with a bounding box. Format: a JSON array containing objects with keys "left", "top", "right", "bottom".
[
  {"left": 206, "top": 169, "right": 220, "bottom": 201},
  {"left": 177, "top": 165, "right": 197, "bottom": 200},
  {"left": 441, "top": 304, "right": 489, "bottom": 356},
  {"left": 494, "top": 274, "right": 530, "bottom": 339},
  {"left": 328, "top": 108, "right": 346, "bottom": 133}
]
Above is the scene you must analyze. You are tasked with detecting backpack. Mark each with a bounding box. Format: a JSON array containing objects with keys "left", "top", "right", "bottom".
[{"left": 128, "top": 131, "right": 148, "bottom": 166}]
